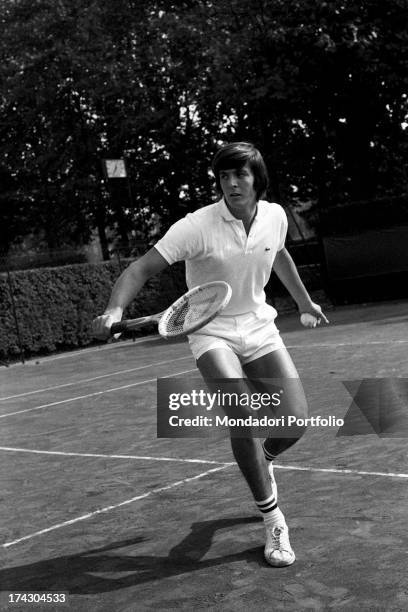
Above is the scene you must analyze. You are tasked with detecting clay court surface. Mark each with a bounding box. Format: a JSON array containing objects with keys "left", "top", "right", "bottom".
[{"left": 1, "top": 300, "right": 407, "bottom": 611}]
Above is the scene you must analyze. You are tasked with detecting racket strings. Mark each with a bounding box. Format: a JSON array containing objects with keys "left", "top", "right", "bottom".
[{"left": 163, "top": 286, "right": 225, "bottom": 335}]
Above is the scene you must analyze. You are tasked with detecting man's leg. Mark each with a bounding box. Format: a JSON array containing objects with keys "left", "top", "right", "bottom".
[
  {"left": 197, "top": 348, "right": 295, "bottom": 566},
  {"left": 242, "top": 348, "right": 307, "bottom": 566},
  {"left": 243, "top": 347, "right": 308, "bottom": 460}
]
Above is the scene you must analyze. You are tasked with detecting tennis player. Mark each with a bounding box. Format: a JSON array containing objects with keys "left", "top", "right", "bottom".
[{"left": 92, "top": 142, "right": 328, "bottom": 567}]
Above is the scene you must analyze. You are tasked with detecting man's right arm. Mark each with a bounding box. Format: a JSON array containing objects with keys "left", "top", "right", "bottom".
[{"left": 92, "top": 247, "right": 169, "bottom": 339}]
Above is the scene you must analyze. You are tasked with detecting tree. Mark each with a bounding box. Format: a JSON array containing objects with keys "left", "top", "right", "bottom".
[{"left": 1, "top": 0, "right": 407, "bottom": 257}]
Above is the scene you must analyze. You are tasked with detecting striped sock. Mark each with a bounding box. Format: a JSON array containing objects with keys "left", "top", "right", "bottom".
[
  {"left": 262, "top": 441, "right": 277, "bottom": 463},
  {"left": 260, "top": 443, "right": 287, "bottom": 527},
  {"left": 256, "top": 492, "right": 277, "bottom": 514},
  {"left": 256, "top": 494, "right": 285, "bottom": 527}
]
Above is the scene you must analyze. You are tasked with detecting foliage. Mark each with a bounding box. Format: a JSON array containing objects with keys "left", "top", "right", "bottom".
[
  {"left": 0, "top": 0, "right": 407, "bottom": 252},
  {"left": 0, "top": 259, "right": 186, "bottom": 360}
]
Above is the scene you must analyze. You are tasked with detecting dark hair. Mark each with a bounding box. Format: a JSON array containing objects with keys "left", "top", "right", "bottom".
[{"left": 211, "top": 142, "right": 269, "bottom": 200}]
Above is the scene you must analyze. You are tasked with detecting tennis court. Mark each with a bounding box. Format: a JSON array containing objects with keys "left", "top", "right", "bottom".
[{"left": 1, "top": 299, "right": 407, "bottom": 611}]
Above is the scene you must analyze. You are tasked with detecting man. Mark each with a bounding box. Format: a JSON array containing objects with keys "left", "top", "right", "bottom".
[{"left": 93, "top": 142, "right": 328, "bottom": 566}]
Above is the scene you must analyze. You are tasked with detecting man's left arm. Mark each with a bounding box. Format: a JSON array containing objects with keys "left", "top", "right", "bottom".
[{"left": 272, "top": 247, "right": 329, "bottom": 323}]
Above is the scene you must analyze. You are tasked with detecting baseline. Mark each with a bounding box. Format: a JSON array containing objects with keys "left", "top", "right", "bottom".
[
  {"left": 2, "top": 446, "right": 407, "bottom": 480},
  {"left": 3, "top": 450, "right": 407, "bottom": 549},
  {"left": 0, "top": 446, "right": 230, "bottom": 466}
]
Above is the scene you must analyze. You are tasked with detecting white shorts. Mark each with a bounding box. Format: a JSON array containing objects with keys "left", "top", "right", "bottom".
[{"left": 188, "top": 304, "right": 285, "bottom": 365}]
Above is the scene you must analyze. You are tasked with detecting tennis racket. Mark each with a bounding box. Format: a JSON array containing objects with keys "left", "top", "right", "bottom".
[{"left": 110, "top": 280, "right": 232, "bottom": 339}]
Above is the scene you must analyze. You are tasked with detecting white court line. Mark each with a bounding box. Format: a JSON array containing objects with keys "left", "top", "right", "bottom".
[
  {"left": 3, "top": 335, "right": 164, "bottom": 369},
  {"left": 2, "top": 446, "right": 407, "bottom": 480},
  {"left": 3, "top": 339, "right": 404, "bottom": 401},
  {"left": 2, "top": 464, "right": 230, "bottom": 548},
  {"left": 0, "top": 355, "right": 192, "bottom": 401},
  {"left": 0, "top": 446, "right": 230, "bottom": 466},
  {"left": 0, "top": 367, "right": 198, "bottom": 419},
  {"left": 3, "top": 454, "right": 407, "bottom": 548},
  {"left": 286, "top": 340, "right": 408, "bottom": 348},
  {"left": 275, "top": 464, "right": 408, "bottom": 479}
]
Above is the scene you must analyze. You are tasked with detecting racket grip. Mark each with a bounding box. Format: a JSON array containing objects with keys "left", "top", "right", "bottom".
[
  {"left": 109, "top": 312, "right": 164, "bottom": 336},
  {"left": 110, "top": 321, "right": 129, "bottom": 335}
]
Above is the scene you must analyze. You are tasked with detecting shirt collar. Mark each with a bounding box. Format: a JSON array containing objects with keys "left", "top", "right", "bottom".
[
  {"left": 217, "top": 197, "right": 260, "bottom": 224},
  {"left": 217, "top": 197, "right": 238, "bottom": 222}
]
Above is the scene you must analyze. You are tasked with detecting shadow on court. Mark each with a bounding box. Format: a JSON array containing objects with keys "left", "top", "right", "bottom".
[
  {"left": 1, "top": 518, "right": 263, "bottom": 594},
  {"left": 1, "top": 300, "right": 408, "bottom": 611}
]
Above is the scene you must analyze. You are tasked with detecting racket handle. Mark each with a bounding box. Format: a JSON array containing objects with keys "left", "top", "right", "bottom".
[
  {"left": 110, "top": 312, "right": 164, "bottom": 335},
  {"left": 110, "top": 321, "right": 131, "bottom": 335}
]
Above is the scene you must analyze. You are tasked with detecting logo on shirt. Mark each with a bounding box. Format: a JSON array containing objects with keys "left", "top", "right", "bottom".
[{"left": 265, "top": 247, "right": 271, "bottom": 251}]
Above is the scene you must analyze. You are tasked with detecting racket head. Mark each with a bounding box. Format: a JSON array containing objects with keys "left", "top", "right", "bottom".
[{"left": 158, "top": 281, "right": 232, "bottom": 338}]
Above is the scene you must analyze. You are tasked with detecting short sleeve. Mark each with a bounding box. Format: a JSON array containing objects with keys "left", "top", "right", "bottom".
[
  {"left": 277, "top": 206, "right": 288, "bottom": 251},
  {"left": 154, "top": 215, "right": 202, "bottom": 264}
]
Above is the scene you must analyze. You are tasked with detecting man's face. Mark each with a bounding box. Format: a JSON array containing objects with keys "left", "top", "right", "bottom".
[{"left": 219, "top": 162, "right": 257, "bottom": 210}]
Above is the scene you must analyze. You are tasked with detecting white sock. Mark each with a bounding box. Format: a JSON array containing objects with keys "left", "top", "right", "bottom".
[
  {"left": 263, "top": 507, "right": 286, "bottom": 529},
  {"left": 255, "top": 494, "right": 286, "bottom": 528}
]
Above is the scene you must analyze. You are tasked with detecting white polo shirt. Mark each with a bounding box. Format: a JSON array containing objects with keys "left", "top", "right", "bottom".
[{"left": 154, "top": 198, "right": 287, "bottom": 315}]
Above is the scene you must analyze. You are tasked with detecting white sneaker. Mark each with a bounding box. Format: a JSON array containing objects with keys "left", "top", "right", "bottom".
[
  {"left": 264, "top": 524, "right": 296, "bottom": 567},
  {"left": 267, "top": 461, "right": 278, "bottom": 503}
]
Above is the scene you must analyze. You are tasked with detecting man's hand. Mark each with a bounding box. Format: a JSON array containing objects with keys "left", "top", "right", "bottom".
[
  {"left": 92, "top": 309, "right": 123, "bottom": 340},
  {"left": 299, "top": 302, "right": 329, "bottom": 328}
]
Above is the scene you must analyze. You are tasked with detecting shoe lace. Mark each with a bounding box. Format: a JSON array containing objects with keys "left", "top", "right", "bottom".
[{"left": 269, "top": 526, "right": 289, "bottom": 552}]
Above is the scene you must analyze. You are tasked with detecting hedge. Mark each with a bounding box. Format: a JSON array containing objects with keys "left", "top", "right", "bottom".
[
  {"left": 0, "top": 260, "right": 186, "bottom": 361},
  {"left": 0, "top": 258, "right": 328, "bottom": 361}
]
